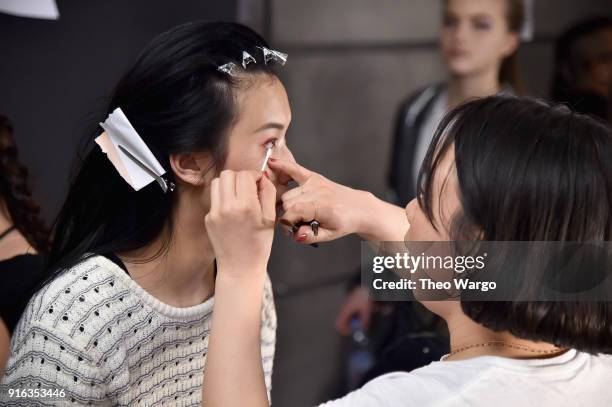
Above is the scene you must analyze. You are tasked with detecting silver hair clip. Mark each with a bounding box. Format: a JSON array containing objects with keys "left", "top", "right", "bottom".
[
  {"left": 117, "top": 145, "right": 175, "bottom": 193},
  {"left": 217, "top": 62, "right": 240, "bottom": 76},
  {"left": 259, "top": 47, "right": 288, "bottom": 66},
  {"left": 96, "top": 107, "right": 175, "bottom": 193},
  {"left": 242, "top": 51, "right": 256, "bottom": 69},
  {"left": 217, "top": 47, "right": 288, "bottom": 77}
]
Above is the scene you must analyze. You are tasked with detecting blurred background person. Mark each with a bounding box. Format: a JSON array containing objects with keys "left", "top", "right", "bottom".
[
  {"left": 0, "top": 115, "right": 50, "bottom": 377},
  {"left": 335, "top": 0, "right": 526, "bottom": 387},
  {"left": 551, "top": 16, "right": 612, "bottom": 123}
]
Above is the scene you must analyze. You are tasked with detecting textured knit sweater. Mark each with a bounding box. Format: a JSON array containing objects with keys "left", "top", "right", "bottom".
[{"left": 0, "top": 255, "right": 276, "bottom": 406}]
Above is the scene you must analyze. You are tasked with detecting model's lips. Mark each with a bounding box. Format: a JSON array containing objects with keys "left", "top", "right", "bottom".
[{"left": 448, "top": 48, "right": 470, "bottom": 58}]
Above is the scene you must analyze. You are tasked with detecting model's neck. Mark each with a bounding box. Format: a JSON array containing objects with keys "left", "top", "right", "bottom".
[
  {"left": 120, "top": 191, "right": 216, "bottom": 308},
  {"left": 0, "top": 200, "right": 12, "bottom": 231},
  {"left": 444, "top": 312, "right": 563, "bottom": 361},
  {"left": 447, "top": 69, "right": 501, "bottom": 109}
]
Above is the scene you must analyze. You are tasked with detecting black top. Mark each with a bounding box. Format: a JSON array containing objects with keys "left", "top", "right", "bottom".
[
  {"left": 387, "top": 84, "right": 444, "bottom": 206},
  {"left": 0, "top": 226, "right": 16, "bottom": 240},
  {"left": 0, "top": 254, "right": 47, "bottom": 334}
]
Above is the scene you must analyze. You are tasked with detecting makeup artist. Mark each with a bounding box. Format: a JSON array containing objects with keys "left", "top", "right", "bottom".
[
  {"left": 334, "top": 0, "right": 528, "bottom": 382},
  {"left": 203, "top": 95, "right": 612, "bottom": 406}
]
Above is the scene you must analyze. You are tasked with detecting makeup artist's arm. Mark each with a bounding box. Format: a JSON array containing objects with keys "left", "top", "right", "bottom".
[
  {"left": 268, "top": 158, "right": 409, "bottom": 244},
  {"left": 202, "top": 170, "right": 276, "bottom": 407}
]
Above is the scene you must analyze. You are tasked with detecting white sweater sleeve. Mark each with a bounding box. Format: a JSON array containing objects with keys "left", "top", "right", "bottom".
[{"left": 260, "top": 274, "right": 277, "bottom": 405}]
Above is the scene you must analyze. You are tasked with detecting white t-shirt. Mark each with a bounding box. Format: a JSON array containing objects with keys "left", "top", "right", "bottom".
[{"left": 318, "top": 349, "right": 612, "bottom": 407}]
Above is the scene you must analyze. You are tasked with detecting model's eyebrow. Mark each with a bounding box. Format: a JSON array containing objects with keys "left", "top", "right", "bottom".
[
  {"left": 253, "top": 122, "right": 286, "bottom": 133},
  {"left": 470, "top": 12, "right": 493, "bottom": 20}
]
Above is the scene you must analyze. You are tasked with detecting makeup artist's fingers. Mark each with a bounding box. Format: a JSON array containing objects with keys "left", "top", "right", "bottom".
[
  {"left": 219, "top": 170, "right": 237, "bottom": 202},
  {"left": 281, "top": 186, "right": 308, "bottom": 203},
  {"left": 258, "top": 173, "right": 277, "bottom": 224},
  {"left": 281, "top": 194, "right": 321, "bottom": 213},
  {"left": 267, "top": 158, "right": 313, "bottom": 185},
  {"left": 281, "top": 201, "right": 317, "bottom": 226},
  {"left": 281, "top": 184, "right": 327, "bottom": 211},
  {"left": 292, "top": 223, "right": 334, "bottom": 244}
]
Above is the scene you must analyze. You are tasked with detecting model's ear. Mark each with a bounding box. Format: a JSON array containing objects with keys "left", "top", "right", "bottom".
[
  {"left": 503, "top": 32, "right": 520, "bottom": 57},
  {"left": 169, "top": 152, "right": 212, "bottom": 186}
]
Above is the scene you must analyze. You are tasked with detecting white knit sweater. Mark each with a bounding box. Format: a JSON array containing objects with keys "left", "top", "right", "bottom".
[{"left": 0, "top": 255, "right": 276, "bottom": 406}]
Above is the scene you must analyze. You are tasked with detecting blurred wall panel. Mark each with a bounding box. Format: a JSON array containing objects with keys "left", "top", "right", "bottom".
[
  {"left": 533, "top": 0, "right": 612, "bottom": 35},
  {"left": 273, "top": 0, "right": 442, "bottom": 44}
]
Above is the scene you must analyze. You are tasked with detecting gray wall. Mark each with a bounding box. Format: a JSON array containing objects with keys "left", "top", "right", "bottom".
[{"left": 238, "top": 1, "right": 612, "bottom": 405}]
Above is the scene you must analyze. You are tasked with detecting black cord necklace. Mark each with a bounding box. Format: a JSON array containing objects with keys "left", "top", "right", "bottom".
[{"left": 0, "top": 225, "right": 16, "bottom": 241}]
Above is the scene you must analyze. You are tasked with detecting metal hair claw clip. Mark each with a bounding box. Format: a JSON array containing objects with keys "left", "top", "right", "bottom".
[
  {"left": 259, "top": 47, "right": 288, "bottom": 66},
  {"left": 242, "top": 51, "right": 256, "bottom": 69},
  {"left": 217, "top": 62, "right": 240, "bottom": 76},
  {"left": 217, "top": 47, "right": 288, "bottom": 77},
  {"left": 118, "top": 145, "right": 175, "bottom": 193}
]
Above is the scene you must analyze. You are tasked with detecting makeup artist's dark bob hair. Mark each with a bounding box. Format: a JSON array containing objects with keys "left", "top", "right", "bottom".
[
  {"left": 417, "top": 96, "right": 612, "bottom": 354},
  {"left": 44, "top": 22, "right": 280, "bottom": 282}
]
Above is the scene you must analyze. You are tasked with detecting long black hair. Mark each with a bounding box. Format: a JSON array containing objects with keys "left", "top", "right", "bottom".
[
  {"left": 47, "top": 22, "right": 281, "bottom": 279},
  {"left": 418, "top": 96, "right": 612, "bottom": 353},
  {"left": 0, "top": 115, "right": 50, "bottom": 252}
]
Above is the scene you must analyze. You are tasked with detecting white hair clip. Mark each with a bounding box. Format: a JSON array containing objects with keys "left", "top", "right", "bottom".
[
  {"left": 95, "top": 108, "right": 175, "bottom": 193},
  {"left": 242, "top": 51, "right": 256, "bottom": 69},
  {"left": 259, "top": 47, "right": 288, "bottom": 66}
]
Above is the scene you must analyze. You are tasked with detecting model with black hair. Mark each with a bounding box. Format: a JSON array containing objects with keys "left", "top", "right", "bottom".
[{"left": 1, "top": 21, "right": 296, "bottom": 405}]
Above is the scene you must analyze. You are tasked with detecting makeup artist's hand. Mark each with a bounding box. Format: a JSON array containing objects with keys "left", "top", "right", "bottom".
[
  {"left": 269, "top": 158, "right": 410, "bottom": 243},
  {"left": 268, "top": 158, "right": 376, "bottom": 244},
  {"left": 205, "top": 170, "right": 277, "bottom": 275}
]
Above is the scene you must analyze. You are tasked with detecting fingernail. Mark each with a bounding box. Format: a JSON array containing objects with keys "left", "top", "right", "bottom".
[{"left": 297, "top": 234, "right": 308, "bottom": 242}]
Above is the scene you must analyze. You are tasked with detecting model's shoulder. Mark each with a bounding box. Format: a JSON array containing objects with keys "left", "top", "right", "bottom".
[
  {"left": 19, "top": 255, "right": 132, "bottom": 331},
  {"left": 400, "top": 83, "right": 443, "bottom": 110}
]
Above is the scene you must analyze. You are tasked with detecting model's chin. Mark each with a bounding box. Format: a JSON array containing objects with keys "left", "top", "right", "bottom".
[{"left": 445, "top": 59, "right": 478, "bottom": 77}]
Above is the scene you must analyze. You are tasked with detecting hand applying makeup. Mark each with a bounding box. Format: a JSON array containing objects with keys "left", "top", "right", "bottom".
[
  {"left": 268, "top": 158, "right": 409, "bottom": 245},
  {"left": 204, "top": 170, "right": 277, "bottom": 275},
  {"left": 203, "top": 169, "right": 276, "bottom": 407}
]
